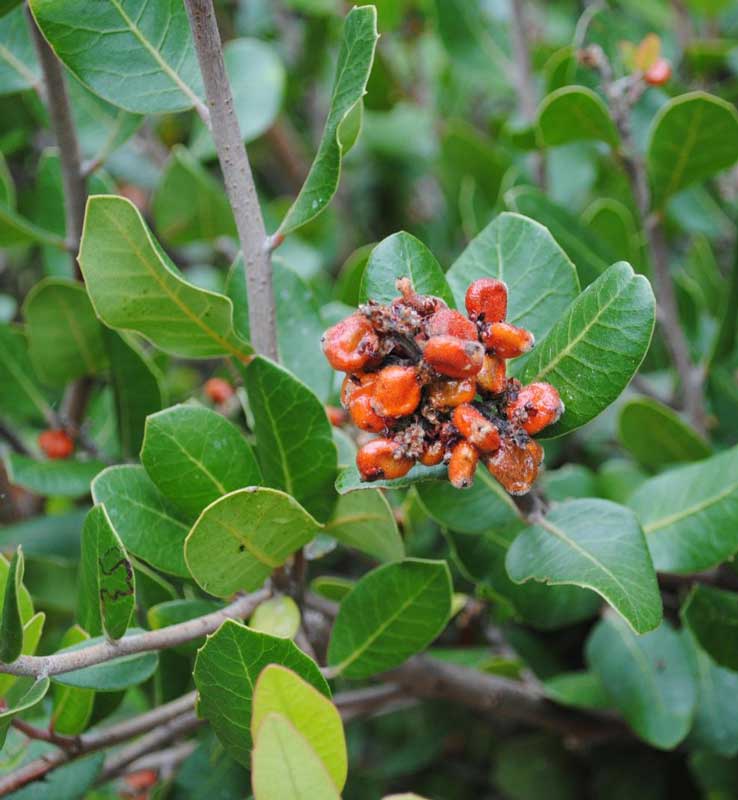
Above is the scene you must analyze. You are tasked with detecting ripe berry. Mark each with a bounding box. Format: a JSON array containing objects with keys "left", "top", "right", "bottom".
[
  {"left": 452, "top": 404, "right": 501, "bottom": 453},
  {"left": 371, "top": 365, "right": 421, "bottom": 417},
  {"left": 427, "top": 377, "right": 477, "bottom": 409},
  {"left": 424, "top": 335, "right": 484, "bottom": 379},
  {"left": 419, "top": 440, "right": 444, "bottom": 466},
  {"left": 426, "top": 309, "right": 478, "bottom": 341},
  {"left": 326, "top": 405, "right": 347, "bottom": 427},
  {"left": 356, "top": 438, "right": 414, "bottom": 481},
  {"left": 340, "top": 372, "right": 376, "bottom": 408},
  {"left": 349, "top": 393, "right": 386, "bottom": 433},
  {"left": 481, "top": 322, "right": 534, "bottom": 359},
  {"left": 448, "top": 440, "right": 479, "bottom": 489},
  {"left": 644, "top": 58, "right": 671, "bottom": 86},
  {"left": 476, "top": 354, "right": 506, "bottom": 395},
  {"left": 204, "top": 377, "right": 234, "bottom": 405},
  {"left": 507, "top": 382, "right": 564, "bottom": 435},
  {"left": 465, "top": 278, "right": 508, "bottom": 323},
  {"left": 38, "top": 429, "right": 74, "bottom": 460},
  {"left": 484, "top": 438, "right": 543, "bottom": 496},
  {"left": 322, "top": 314, "right": 379, "bottom": 372}
]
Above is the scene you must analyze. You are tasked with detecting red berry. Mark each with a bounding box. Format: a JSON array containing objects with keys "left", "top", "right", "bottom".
[
  {"left": 38, "top": 429, "right": 74, "bottom": 460},
  {"left": 419, "top": 440, "right": 445, "bottom": 466},
  {"left": 349, "top": 393, "right": 386, "bottom": 433},
  {"left": 452, "top": 404, "right": 500, "bottom": 453},
  {"left": 423, "top": 335, "right": 484, "bottom": 379},
  {"left": 371, "top": 365, "right": 422, "bottom": 417},
  {"left": 340, "top": 372, "right": 376, "bottom": 408},
  {"left": 476, "top": 354, "right": 506, "bottom": 395},
  {"left": 644, "top": 58, "right": 671, "bottom": 86},
  {"left": 426, "top": 309, "right": 478, "bottom": 341},
  {"left": 204, "top": 377, "right": 235, "bottom": 405},
  {"left": 427, "top": 377, "right": 477, "bottom": 409},
  {"left": 448, "top": 440, "right": 479, "bottom": 489},
  {"left": 356, "top": 438, "right": 414, "bottom": 481},
  {"left": 481, "top": 322, "right": 534, "bottom": 359},
  {"left": 484, "top": 437, "right": 543, "bottom": 496},
  {"left": 465, "top": 278, "right": 508, "bottom": 323},
  {"left": 507, "top": 382, "right": 564, "bottom": 435},
  {"left": 322, "top": 314, "right": 379, "bottom": 372}
]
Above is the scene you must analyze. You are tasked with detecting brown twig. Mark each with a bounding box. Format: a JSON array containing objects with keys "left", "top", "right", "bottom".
[{"left": 0, "top": 422, "right": 32, "bottom": 457}]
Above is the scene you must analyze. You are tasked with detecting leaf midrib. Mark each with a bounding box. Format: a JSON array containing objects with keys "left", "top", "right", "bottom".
[{"left": 644, "top": 479, "right": 738, "bottom": 534}]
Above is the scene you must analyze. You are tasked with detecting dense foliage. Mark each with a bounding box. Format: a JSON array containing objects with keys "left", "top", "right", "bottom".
[{"left": 1, "top": 0, "right": 738, "bottom": 798}]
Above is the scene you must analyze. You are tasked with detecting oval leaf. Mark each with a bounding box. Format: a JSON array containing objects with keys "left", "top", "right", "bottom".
[
  {"left": 537, "top": 86, "right": 619, "bottom": 147},
  {"left": 681, "top": 584, "right": 738, "bottom": 672},
  {"left": 325, "top": 489, "right": 404, "bottom": 563}
]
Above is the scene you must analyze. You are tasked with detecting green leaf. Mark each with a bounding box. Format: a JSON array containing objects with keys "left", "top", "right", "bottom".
[
  {"left": 0, "top": 611, "right": 44, "bottom": 697},
  {"left": 537, "top": 86, "right": 619, "bottom": 147},
  {"left": 682, "top": 585, "right": 738, "bottom": 671},
  {"left": 0, "top": 324, "right": 54, "bottom": 424},
  {"left": 586, "top": 616, "right": 697, "bottom": 749},
  {"left": 52, "top": 629, "right": 158, "bottom": 690},
  {"left": 0, "top": 6, "right": 40, "bottom": 95},
  {"left": 252, "top": 713, "right": 341, "bottom": 800},
  {"left": 194, "top": 620, "right": 330, "bottom": 765},
  {"left": 446, "top": 211, "right": 579, "bottom": 347},
  {"left": 79, "top": 195, "right": 252, "bottom": 360},
  {"left": 629, "top": 445, "right": 738, "bottom": 573},
  {"left": 152, "top": 146, "right": 236, "bottom": 245},
  {"left": 0, "top": 546, "right": 24, "bottom": 662},
  {"left": 147, "top": 598, "right": 220, "bottom": 655},
  {"left": 29, "top": 0, "right": 204, "bottom": 114},
  {"left": 310, "top": 576, "right": 354, "bottom": 602},
  {"left": 324, "top": 489, "right": 404, "bottom": 562},
  {"left": 141, "top": 403, "right": 262, "bottom": 519},
  {"left": 185, "top": 487, "right": 320, "bottom": 597},
  {"left": 78, "top": 505, "right": 135, "bottom": 641},
  {"left": 647, "top": 91, "right": 738, "bottom": 208},
  {"left": 23, "top": 278, "right": 107, "bottom": 386},
  {"left": 506, "top": 499, "right": 662, "bottom": 635},
  {"left": 279, "top": 5, "right": 377, "bottom": 234},
  {"left": 250, "top": 596, "right": 301, "bottom": 640},
  {"left": 190, "top": 38, "right": 285, "bottom": 159},
  {"left": 4, "top": 453, "right": 105, "bottom": 498},
  {"left": 91, "top": 465, "right": 190, "bottom": 577},
  {"left": 336, "top": 462, "right": 446, "bottom": 494},
  {"left": 242, "top": 356, "right": 337, "bottom": 522},
  {"left": 327, "top": 558, "right": 452, "bottom": 679},
  {"left": 359, "top": 231, "right": 456, "bottom": 307},
  {"left": 520, "top": 262, "right": 656, "bottom": 437},
  {"left": 51, "top": 626, "right": 95, "bottom": 736},
  {"left": 618, "top": 397, "right": 711, "bottom": 471},
  {"left": 252, "top": 665, "right": 347, "bottom": 790},
  {"left": 0, "top": 677, "right": 50, "bottom": 748},
  {"left": 543, "top": 671, "right": 612, "bottom": 711},
  {"left": 582, "top": 198, "right": 641, "bottom": 271}
]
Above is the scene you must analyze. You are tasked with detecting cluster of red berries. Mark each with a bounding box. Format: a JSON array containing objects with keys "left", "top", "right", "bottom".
[{"left": 321, "top": 278, "right": 564, "bottom": 495}]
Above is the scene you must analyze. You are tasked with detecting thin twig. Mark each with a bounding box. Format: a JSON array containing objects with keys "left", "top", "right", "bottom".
[
  {"left": 184, "top": 0, "right": 279, "bottom": 361},
  {"left": 10, "top": 718, "right": 79, "bottom": 751},
  {"left": 116, "top": 741, "right": 196, "bottom": 780}
]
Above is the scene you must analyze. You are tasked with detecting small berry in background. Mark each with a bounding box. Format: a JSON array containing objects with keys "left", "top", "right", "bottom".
[
  {"left": 38, "top": 429, "right": 75, "bottom": 460},
  {"left": 204, "top": 377, "right": 235, "bottom": 405}
]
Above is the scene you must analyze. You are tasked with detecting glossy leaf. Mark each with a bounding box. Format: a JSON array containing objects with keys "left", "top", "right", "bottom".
[
  {"left": 0, "top": 677, "right": 50, "bottom": 748},
  {"left": 79, "top": 195, "right": 252, "bottom": 360},
  {"left": 279, "top": 5, "right": 378, "bottom": 234},
  {"left": 327, "top": 559, "right": 452, "bottom": 679},
  {"left": 92, "top": 465, "right": 190, "bottom": 577},
  {"left": 242, "top": 356, "right": 337, "bottom": 522},
  {"left": 252, "top": 665, "right": 347, "bottom": 789},
  {"left": 360, "top": 231, "right": 456, "bottom": 307},
  {"left": 51, "top": 626, "right": 95, "bottom": 735},
  {"left": 647, "top": 92, "right": 738, "bottom": 208},
  {"left": 78, "top": 505, "right": 135, "bottom": 641},
  {"left": 520, "top": 262, "right": 656, "bottom": 436},
  {"left": 325, "top": 489, "right": 404, "bottom": 562},
  {"left": 194, "top": 620, "right": 330, "bottom": 765},
  {"left": 446, "top": 212, "right": 579, "bottom": 344},
  {"left": 141, "top": 403, "right": 262, "bottom": 519},
  {"left": 0, "top": 546, "right": 24, "bottom": 662},
  {"left": 506, "top": 499, "right": 662, "bottom": 634},
  {"left": 185, "top": 488, "right": 320, "bottom": 597},
  {"left": 5, "top": 453, "right": 105, "bottom": 498},
  {"left": 629, "top": 446, "right": 738, "bottom": 572},
  {"left": 537, "top": 86, "right": 619, "bottom": 147},
  {"left": 586, "top": 616, "right": 697, "bottom": 749},
  {"left": 29, "top": 0, "right": 204, "bottom": 114},
  {"left": 0, "top": 6, "right": 39, "bottom": 95},
  {"left": 23, "top": 278, "right": 106, "bottom": 387},
  {"left": 682, "top": 585, "right": 738, "bottom": 671},
  {"left": 618, "top": 397, "right": 711, "bottom": 471}
]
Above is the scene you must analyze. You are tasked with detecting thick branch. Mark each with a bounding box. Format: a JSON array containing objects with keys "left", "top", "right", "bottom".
[
  {"left": 0, "top": 589, "right": 269, "bottom": 678},
  {"left": 184, "top": 0, "right": 278, "bottom": 361}
]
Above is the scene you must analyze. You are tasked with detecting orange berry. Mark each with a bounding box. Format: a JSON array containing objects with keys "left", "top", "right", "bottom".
[
  {"left": 325, "top": 405, "right": 347, "bottom": 427},
  {"left": 484, "top": 437, "right": 544, "bottom": 495},
  {"left": 371, "top": 365, "right": 421, "bottom": 417},
  {"left": 507, "top": 382, "right": 564, "bottom": 435},
  {"left": 322, "top": 314, "right": 379, "bottom": 372},
  {"left": 465, "top": 278, "right": 508, "bottom": 323},
  {"left": 340, "top": 372, "right": 376, "bottom": 407},
  {"left": 427, "top": 377, "right": 477, "bottom": 409},
  {"left": 394, "top": 278, "right": 446, "bottom": 317},
  {"left": 38, "top": 429, "right": 74, "bottom": 460},
  {"left": 349, "top": 393, "right": 386, "bottom": 433},
  {"left": 448, "top": 440, "right": 479, "bottom": 489},
  {"left": 644, "top": 58, "right": 671, "bottom": 86},
  {"left": 356, "top": 438, "right": 414, "bottom": 481},
  {"left": 426, "top": 309, "right": 478, "bottom": 341},
  {"left": 423, "top": 335, "right": 484, "bottom": 379},
  {"left": 481, "top": 322, "right": 534, "bottom": 359},
  {"left": 476, "top": 354, "right": 506, "bottom": 395},
  {"left": 452, "top": 404, "right": 501, "bottom": 453},
  {"left": 419, "top": 440, "right": 444, "bottom": 466},
  {"left": 204, "top": 377, "right": 235, "bottom": 404},
  {"left": 124, "top": 769, "right": 158, "bottom": 790}
]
